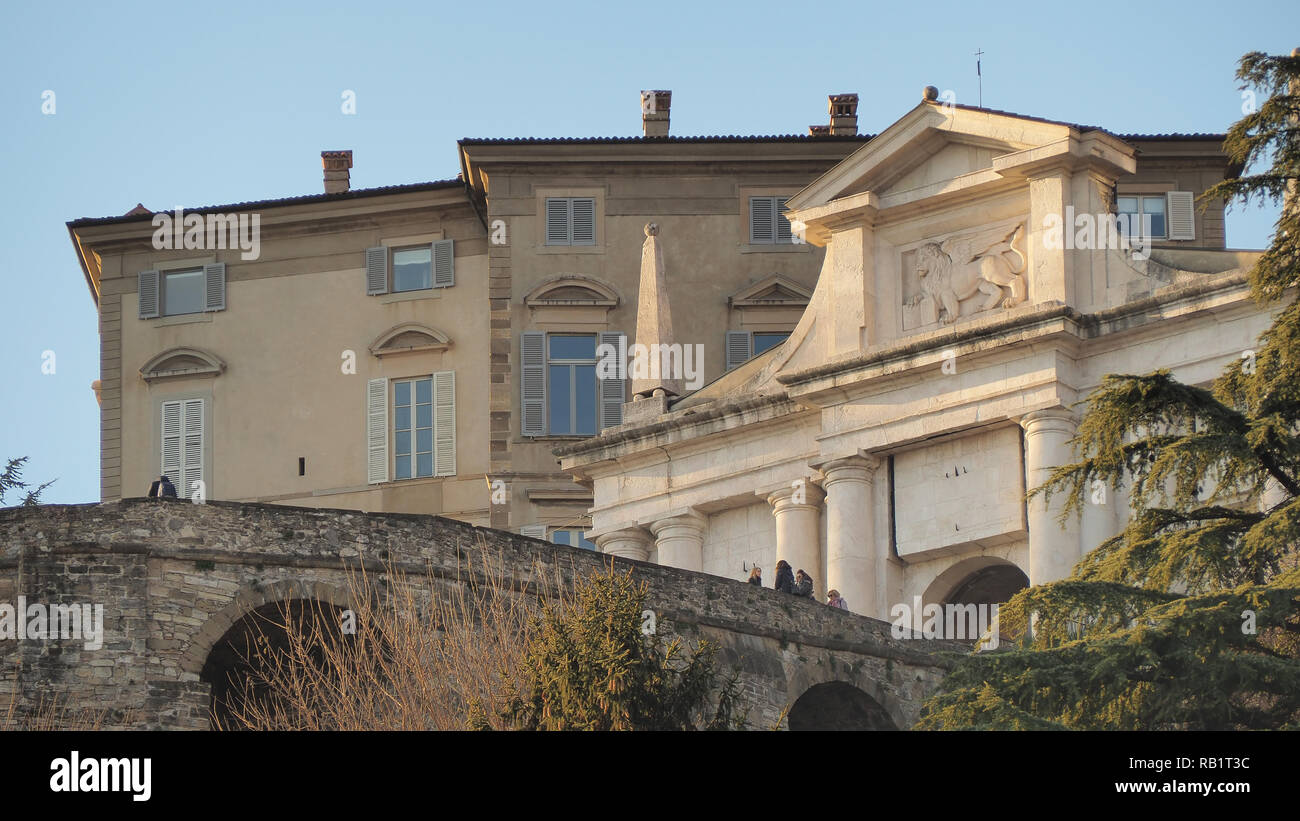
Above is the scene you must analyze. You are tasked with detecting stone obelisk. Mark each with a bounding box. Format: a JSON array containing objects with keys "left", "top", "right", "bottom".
[{"left": 631, "top": 223, "right": 682, "bottom": 399}]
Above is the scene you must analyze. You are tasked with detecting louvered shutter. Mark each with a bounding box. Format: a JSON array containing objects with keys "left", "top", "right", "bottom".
[
  {"left": 519, "top": 524, "right": 547, "bottom": 540},
  {"left": 365, "top": 246, "right": 388, "bottom": 295},
  {"left": 432, "top": 239, "right": 454, "bottom": 287},
  {"left": 726, "top": 331, "right": 753, "bottom": 370},
  {"left": 1166, "top": 191, "right": 1196, "bottom": 241},
  {"left": 521, "top": 331, "right": 546, "bottom": 436},
  {"left": 775, "top": 197, "right": 792, "bottom": 243},
  {"left": 750, "top": 197, "right": 775, "bottom": 244},
  {"left": 181, "top": 398, "right": 204, "bottom": 499},
  {"left": 545, "top": 199, "right": 569, "bottom": 245},
  {"left": 161, "top": 400, "right": 182, "bottom": 487},
  {"left": 433, "top": 370, "right": 456, "bottom": 476},
  {"left": 597, "top": 331, "right": 626, "bottom": 430},
  {"left": 203, "top": 263, "right": 226, "bottom": 311},
  {"left": 571, "top": 198, "right": 596, "bottom": 245},
  {"left": 139, "top": 270, "right": 161, "bottom": 319},
  {"left": 366, "top": 377, "right": 389, "bottom": 484}
]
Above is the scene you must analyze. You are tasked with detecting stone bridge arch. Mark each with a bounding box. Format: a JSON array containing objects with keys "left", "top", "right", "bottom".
[{"left": 180, "top": 579, "right": 354, "bottom": 677}]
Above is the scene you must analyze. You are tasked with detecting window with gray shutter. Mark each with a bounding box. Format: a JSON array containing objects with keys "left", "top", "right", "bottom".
[
  {"left": 365, "top": 246, "right": 388, "bottom": 295},
  {"left": 545, "top": 199, "right": 569, "bottom": 245},
  {"left": 544, "top": 198, "right": 597, "bottom": 246},
  {"left": 521, "top": 331, "right": 546, "bottom": 436},
  {"left": 1166, "top": 191, "right": 1196, "bottom": 241},
  {"left": 519, "top": 524, "right": 547, "bottom": 540},
  {"left": 203, "top": 263, "right": 226, "bottom": 311},
  {"left": 432, "top": 239, "right": 455, "bottom": 287},
  {"left": 139, "top": 270, "right": 161, "bottom": 318},
  {"left": 571, "top": 198, "right": 596, "bottom": 245},
  {"left": 433, "top": 370, "right": 456, "bottom": 476},
  {"left": 161, "top": 398, "right": 204, "bottom": 499},
  {"left": 597, "top": 331, "right": 626, "bottom": 430},
  {"left": 366, "top": 377, "right": 388, "bottom": 484},
  {"left": 726, "top": 330, "right": 753, "bottom": 370},
  {"left": 749, "top": 196, "right": 794, "bottom": 245}
]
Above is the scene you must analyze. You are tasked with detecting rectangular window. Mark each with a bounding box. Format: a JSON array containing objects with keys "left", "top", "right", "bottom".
[
  {"left": 392, "top": 246, "right": 432, "bottom": 292},
  {"left": 752, "top": 331, "right": 791, "bottom": 356},
  {"left": 392, "top": 377, "right": 434, "bottom": 479},
  {"left": 161, "top": 398, "right": 204, "bottom": 499},
  {"left": 551, "top": 529, "right": 597, "bottom": 550},
  {"left": 749, "top": 196, "right": 793, "bottom": 244},
  {"left": 1116, "top": 195, "right": 1167, "bottom": 239},
  {"left": 163, "top": 268, "right": 205, "bottom": 316},
  {"left": 547, "top": 334, "right": 597, "bottom": 435},
  {"left": 545, "top": 198, "right": 596, "bottom": 246}
]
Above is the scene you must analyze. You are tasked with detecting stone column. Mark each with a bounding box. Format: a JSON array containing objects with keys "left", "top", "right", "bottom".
[
  {"left": 594, "top": 527, "right": 653, "bottom": 562},
  {"left": 650, "top": 512, "right": 707, "bottom": 572},
  {"left": 821, "top": 455, "right": 879, "bottom": 617},
  {"left": 766, "top": 481, "right": 826, "bottom": 598},
  {"left": 1021, "top": 408, "right": 1082, "bottom": 584}
]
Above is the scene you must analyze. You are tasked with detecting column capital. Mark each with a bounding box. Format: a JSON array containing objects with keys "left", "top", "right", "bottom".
[
  {"left": 649, "top": 510, "right": 708, "bottom": 539},
  {"left": 1018, "top": 407, "right": 1077, "bottom": 435},
  {"left": 765, "top": 479, "right": 826, "bottom": 512},
  {"left": 594, "top": 526, "right": 653, "bottom": 561},
  {"left": 816, "top": 453, "right": 880, "bottom": 486}
]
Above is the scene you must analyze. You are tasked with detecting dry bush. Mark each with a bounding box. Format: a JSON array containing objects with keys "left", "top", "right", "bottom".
[
  {"left": 3, "top": 689, "right": 116, "bottom": 731},
  {"left": 218, "top": 543, "right": 571, "bottom": 730}
]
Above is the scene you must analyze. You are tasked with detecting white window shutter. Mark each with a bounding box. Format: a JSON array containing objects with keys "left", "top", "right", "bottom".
[
  {"left": 365, "top": 246, "right": 388, "bottom": 295},
  {"left": 432, "top": 239, "right": 455, "bottom": 287},
  {"left": 366, "top": 377, "right": 388, "bottom": 484},
  {"left": 182, "top": 398, "right": 204, "bottom": 499},
  {"left": 726, "top": 330, "right": 753, "bottom": 370},
  {"left": 433, "top": 370, "right": 456, "bottom": 476},
  {"left": 1166, "top": 191, "right": 1196, "bottom": 240},
  {"left": 750, "top": 197, "right": 775, "bottom": 244},
  {"left": 775, "top": 197, "right": 792, "bottom": 243},
  {"left": 597, "top": 331, "right": 626, "bottom": 430},
  {"left": 521, "top": 331, "right": 546, "bottom": 436},
  {"left": 203, "top": 263, "right": 226, "bottom": 311},
  {"left": 139, "top": 270, "right": 161, "bottom": 318},
  {"left": 571, "top": 198, "right": 596, "bottom": 245},
  {"left": 161, "top": 400, "right": 182, "bottom": 485},
  {"left": 545, "top": 199, "right": 569, "bottom": 245},
  {"left": 519, "top": 524, "right": 547, "bottom": 540}
]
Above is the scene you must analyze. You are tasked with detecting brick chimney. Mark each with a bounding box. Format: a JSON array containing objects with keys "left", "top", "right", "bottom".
[
  {"left": 322, "top": 150, "right": 353, "bottom": 194},
  {"left": 641, "top": 90, "right": 671, "bottom": 137},
  {"left": 828, "top": 94, "right": 858, "bottom": 136}
]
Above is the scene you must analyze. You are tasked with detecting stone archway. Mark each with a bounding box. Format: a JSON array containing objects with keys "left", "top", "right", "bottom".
[
  {"left": 788, "top": 681, "right": 898, "bottom": 730},
  {"left": 199, "top": 596, "right": 352, "bottom": 730},
  {"left": 923, "top": 556, "right": 1028, "bottom": 608}
]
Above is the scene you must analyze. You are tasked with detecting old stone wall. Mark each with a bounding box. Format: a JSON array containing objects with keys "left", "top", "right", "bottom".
[{"left": 0, "top": 498, "right": 957, "bottom": 729}]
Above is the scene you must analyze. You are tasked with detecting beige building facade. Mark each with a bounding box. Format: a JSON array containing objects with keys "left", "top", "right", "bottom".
[
  {"left": 69, "top": 92, "right": 870, "bottom": 539},
  {"left": 557, "top": 94, "right": 1269, "bottom": 619}
]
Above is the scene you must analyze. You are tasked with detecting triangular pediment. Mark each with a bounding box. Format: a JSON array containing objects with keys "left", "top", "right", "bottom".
[
  {"left": 787, "top": 103, "right": 1089, "bottom": 214},
  {"left": 730, "top": 274, "right": 812, "bottom": 307}
]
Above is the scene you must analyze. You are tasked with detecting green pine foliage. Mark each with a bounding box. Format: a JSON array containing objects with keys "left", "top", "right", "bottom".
[
  {"left": 919, "top": 51, "right": 1300, "bottom": 730},
  {"left": 0, "top": 456, "right": 54, "bottom": 507},
  {"left": 484, "top": 564, "right": 745, "bottom": 730}
]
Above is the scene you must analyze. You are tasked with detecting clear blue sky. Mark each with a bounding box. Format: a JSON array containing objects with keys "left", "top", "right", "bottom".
[{"left": 1, "top": 0, "right": 1296, "bottom": 504}]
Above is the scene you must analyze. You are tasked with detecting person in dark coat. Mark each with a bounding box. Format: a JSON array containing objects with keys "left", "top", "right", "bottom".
[
  {"left": 159, "top": 475, "right": 178, "bottom": 498},
  {"left": 793, "top": 570, "right": 814, "bottom": 598},
  {"left": 773, "top": 560, "right": 794, "bottom": 594},
  {"left": 748, "top": 566, "right": 763, "bottom": 587}
]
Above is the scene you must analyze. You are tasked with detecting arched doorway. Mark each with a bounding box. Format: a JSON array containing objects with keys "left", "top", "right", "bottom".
[
  {"left": 788, "top": 681, "right": 898, "bottom": 730},
  {"left": 946, "top": 564, "right": 1028, "bottom": 607},
  {"left": 200, "top": 598, "right": 352, "bottom": 730}
]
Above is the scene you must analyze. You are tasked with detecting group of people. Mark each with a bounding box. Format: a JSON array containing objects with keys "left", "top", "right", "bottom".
[{"left": 748, "top": 560, "right": 848, "bottom": 611}]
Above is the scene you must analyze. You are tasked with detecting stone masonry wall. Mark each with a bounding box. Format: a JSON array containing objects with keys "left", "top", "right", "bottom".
[{"left": 0, "top": 498, "right": 957, "bottom": 729}]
